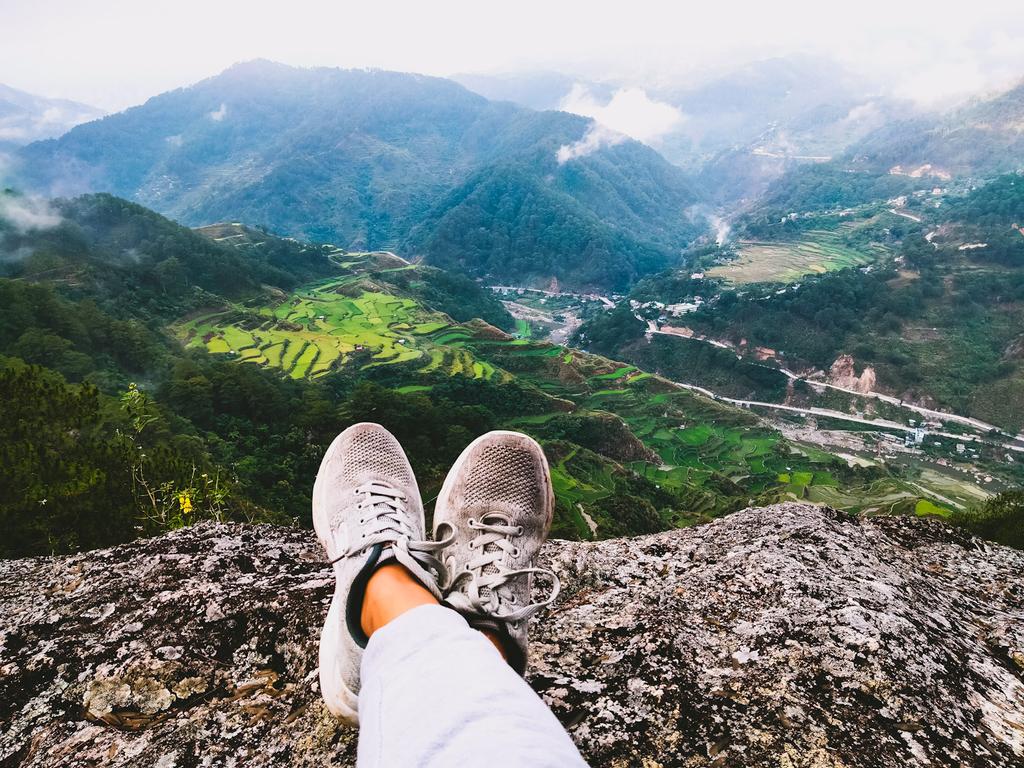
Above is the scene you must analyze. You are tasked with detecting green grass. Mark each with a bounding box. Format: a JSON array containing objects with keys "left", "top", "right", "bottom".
[
  {"left": 915, "top": 499, "right": 949, "bottom": 517},
  {"left": 591, "top": 365, "right": 637, "bottom": 381}
]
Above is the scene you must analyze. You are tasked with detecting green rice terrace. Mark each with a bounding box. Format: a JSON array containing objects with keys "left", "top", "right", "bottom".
[
  {"left": 708, "top": 225, "right": 889, "bottom": 285},
  {"left": 446, "top": 335, "right": 989, "bottom": 534},
  {"left": 175, "top": 278, "right": 498, "bottom": 381},
  {"left": 172, "top": 249, "right": 994, "bottom": 539}
]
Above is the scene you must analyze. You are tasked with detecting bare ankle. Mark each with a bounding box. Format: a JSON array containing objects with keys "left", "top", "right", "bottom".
[{"left": 360, "top": 563, "right": 439, "bottom": 637}]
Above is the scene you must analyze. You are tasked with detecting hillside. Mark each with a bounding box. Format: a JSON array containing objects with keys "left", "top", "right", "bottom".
[
  {"left": 740, "top": 78, "right": 1024, "bottom": 221},
  {"left": 454, "top": 58, "right": 911, "bottom": 205},
  {"left": 2, "top": 504, "right": 1023, "bottom": 766},
  {"left": 1, "top": 192, "right": 980, "bottom": 560},
  {"left": 0, "top": 83, "right": 103, "bottom": 149},
  {"left": 658, "top": 56, "right": 903, "bottom": 169},
  {"left": 849, "top": 80, "right": 1024, "bottom": 177},
  {"left": 691, "top": 175, "right": 1024, "bottom": 432},
  {"left": 12, "top": 61, "right": 704, "bottom": 290}
]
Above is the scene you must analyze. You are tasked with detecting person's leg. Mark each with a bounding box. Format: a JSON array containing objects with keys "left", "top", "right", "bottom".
[
  {"left": 313, "top": 424, "right": 449, "bottom": 723},
  {"left": 360, "top": 429, "right": 586, "bottom": 767},
  {"left": 315, "top": 424, "right": 586, "bottom": 766},
  {"left": 355, "top": 570, "right": 587, "bottom": 768}
]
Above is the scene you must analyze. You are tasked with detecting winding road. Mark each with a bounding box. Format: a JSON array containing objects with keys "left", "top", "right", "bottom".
[{"left": 647, "top": 323, "right": 1024, "bottom": 444}]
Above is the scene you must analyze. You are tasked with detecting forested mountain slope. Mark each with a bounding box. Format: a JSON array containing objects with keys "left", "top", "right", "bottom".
[
  {"left": 1, "top": 192, "right": 958, "bottom": 559},
  {"left": 13, "top": 61, "right": 704, "bottom": 290},
  {"left": 741, "top": 79, "right": 1024, "bottom": 220},
  {"left": 849, "top": 80, "right": 1024, "bottom": 176},
  {"left": 579, "top": 169, "right": 1024, "bottom": 437}
]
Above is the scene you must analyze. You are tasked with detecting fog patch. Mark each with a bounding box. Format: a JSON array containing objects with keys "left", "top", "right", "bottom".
[
  {"left": 0, "top": 123, "right": 31, "bottom": 142},
  {"left": 709, "top": 214, "right": 731, "bottom": 246},
  {"left": 556, "top": 123, "right": 627, "bottom": 164},
  {"left": 0, "top": 245, "right": 35, "bottom": 263},
  {"left": 559, "top": 84, "right": 686, "bottom": 145},
  {"left": 208, "top": 103, "right": 228, "bottom": 122},
  {"left": 0, "top": 195, "right": 62, "bottom": 233}
]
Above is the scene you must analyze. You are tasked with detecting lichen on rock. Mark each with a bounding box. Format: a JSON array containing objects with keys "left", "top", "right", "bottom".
[{"left": 2, "top": 503, "right": 1023, "bottom": 766}]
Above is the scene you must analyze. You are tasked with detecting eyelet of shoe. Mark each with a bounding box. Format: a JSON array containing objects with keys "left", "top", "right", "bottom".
[
  {"left": 515, "top": 526, "right": 524, "bottom": 535},
  {"left": 464, "top": 563, "right": 472, "bottom": 572},
  {"left": 467, "top": 517, "right": 476, "bottom": 527},
  {"left": 511, "top": 547, "right": 520, "bottom": 557}
]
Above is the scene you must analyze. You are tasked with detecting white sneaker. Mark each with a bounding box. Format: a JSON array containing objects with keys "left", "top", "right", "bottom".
[
  {"left": 433, "top": 430, "right": 559, "bottom": 675},
  {"left": 313, "top": 422, "right": 447, "bottom": 724}
]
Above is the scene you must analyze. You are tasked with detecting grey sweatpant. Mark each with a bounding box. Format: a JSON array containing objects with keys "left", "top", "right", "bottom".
[{"left": 357, "top": 604, "right": 589, "bottom": 767}]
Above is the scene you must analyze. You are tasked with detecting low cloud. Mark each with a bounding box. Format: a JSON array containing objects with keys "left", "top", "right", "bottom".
[
  {"left": 0, "top": 195, "right": 62, "bottom": 234},
  {"left": 556, "top": 83, "right": 686, "bottom": 163},
  {"left": 556, "top": 123, "right": 627, "bottom": 164},
  {"left": 560, "top": 84, "right": 686, "bottom": 145},
  {"left": 209, "top": 102, "right": 228, "bottom": 121},
  {"left": 0, "top": 104, "right": 102, "bottom": 145},
  {"left": 0, "top": 123, "right": 31, "bottom": 142}
]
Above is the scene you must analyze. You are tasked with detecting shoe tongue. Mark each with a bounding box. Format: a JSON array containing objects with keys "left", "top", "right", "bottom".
[
  {"left": 481, "top": 511, "right": 511, "bottom": 525},
  {"left": 477, "top": 512, "right": 512, "bottom": 602}
]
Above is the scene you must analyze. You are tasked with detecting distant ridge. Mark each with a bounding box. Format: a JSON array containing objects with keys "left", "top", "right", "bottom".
[
  {"left": 0, "top": 83, "right": 104, "bottom": 148},
  {"left": 14, "top": 61, "right": 705, "bottom": 290}
]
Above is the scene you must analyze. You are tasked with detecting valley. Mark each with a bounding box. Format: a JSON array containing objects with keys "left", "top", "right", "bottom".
[
  {"left": 497, "top": 291, "right": 1016, "bottom": 514},
  {"left": 172, "top": 224, "right": 1005, "bottom": 531},
  {"left": 2, "top": 55, "right": 1023, "bottom": 561},
  {"left": 5, "top": 8, "right": 1024, "bottom": 766}
]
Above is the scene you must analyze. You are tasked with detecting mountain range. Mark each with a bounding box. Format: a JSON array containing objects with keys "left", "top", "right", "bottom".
[
  {"left": 12, "top": 61, "right": 705, "bottom": 290},
  {"left": 4, "top": 188, "right": 985, "bottom": 558}
]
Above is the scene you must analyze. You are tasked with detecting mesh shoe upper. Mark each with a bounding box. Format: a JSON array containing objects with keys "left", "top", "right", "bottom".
[
  {"left": 313, "top": 422, "right": 446, "bottom": 723},
  {"left": 433, "top": 431, "right": 559, "bottom": 674}
]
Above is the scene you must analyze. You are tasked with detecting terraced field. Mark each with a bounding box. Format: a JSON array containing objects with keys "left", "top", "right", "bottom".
[
  {"left": 175, "top": 278, "right": 496, "bottom": 380},
  {"left": 709, "top": 227, "right": 889, "bottom": 285},
  {"left": 173, "top": 261, "right": 995, "bottom": 532},
  {"left": 545, "top": 365, "right": 990, "bottom": 521}
]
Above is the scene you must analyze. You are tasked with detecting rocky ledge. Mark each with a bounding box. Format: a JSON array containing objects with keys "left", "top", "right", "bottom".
[{"left": 2, "top": 503, "right": 1023, "bottom": 767}]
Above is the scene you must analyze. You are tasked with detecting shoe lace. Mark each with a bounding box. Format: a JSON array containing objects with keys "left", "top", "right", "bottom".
[
  {"left": 447, "top": 513, "right": 560, "bottom": 624},
  {"left": 331, "top": 481, "right": 450, "bottom": 588}
]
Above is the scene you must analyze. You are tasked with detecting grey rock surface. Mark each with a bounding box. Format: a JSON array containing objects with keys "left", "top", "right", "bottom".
[{"left": 2, "top": 503, "right": 1023, "bottom": 767}]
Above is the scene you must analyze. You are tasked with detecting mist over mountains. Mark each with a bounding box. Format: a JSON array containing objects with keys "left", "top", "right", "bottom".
[
  {"left": 12, "top": 61, "right": 705, "bottom": 290},
  {"left": 10, "top": 55, "right": 1024, "bottom": 291},
  {"left": 0, "top": 83, "right": 103, "bottom": 150}
]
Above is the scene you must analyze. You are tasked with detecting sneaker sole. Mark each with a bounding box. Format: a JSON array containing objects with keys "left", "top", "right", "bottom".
[
  {"left": 312, "top": 426, "right": 372, "bottom": 726},
  {"left": 434, "top": 430, "right": 554, "bottom": 542}
]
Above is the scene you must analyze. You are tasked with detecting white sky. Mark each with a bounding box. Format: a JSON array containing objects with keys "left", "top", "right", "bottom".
[{"left": 1, "top": 0, "right": 1023, "bottom": 111}]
